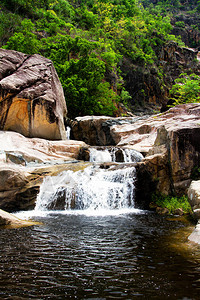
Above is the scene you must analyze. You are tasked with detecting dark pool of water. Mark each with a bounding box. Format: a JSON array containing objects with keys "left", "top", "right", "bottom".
[{"left": 0, "top": 212, "right": 200, "bottom": 299}]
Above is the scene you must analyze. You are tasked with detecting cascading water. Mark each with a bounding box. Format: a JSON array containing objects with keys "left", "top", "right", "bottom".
[
  {"left": 66, "top": 126, "right": 71, "bottom": 139},
  {"left": 34, "top": 148, "right": 143, "bottom": 215},
  {"left": 35, "top": 165, "right": 136, "bottom": 212},
  {"left": 89, "top": 147, "right": 143, "bottom": 163}
]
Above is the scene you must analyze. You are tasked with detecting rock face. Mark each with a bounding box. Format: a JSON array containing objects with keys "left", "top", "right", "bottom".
[
  {"left": 69, "top": 115, "right": 149, "bottom": 146},
  {"left": 187, "top": 181, "right": 200, "bottom": 245},
  {"left": 0, "top": 49, "right": 67, "bottom": 140},
  {"left": 121, "top": 41, "right": 199, "bottom": 110},
  {"left": 70, "top": 104, "right": 200, "bottom": 201}
]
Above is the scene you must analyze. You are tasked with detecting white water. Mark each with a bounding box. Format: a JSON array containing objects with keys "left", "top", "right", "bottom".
[
  {"left": 35, "top": 165, "right": 136, "bottom": 212},
  {"left": 17, "top": 148, "right": 143, "bottom": 218},
  {"left": 89, "top": 147, "right": 143, "bottom": 163},
  {"left": 66, "top": 126, "right": 71, "bottom": 139}
]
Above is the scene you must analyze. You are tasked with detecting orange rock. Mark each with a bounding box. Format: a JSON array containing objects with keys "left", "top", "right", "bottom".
[{"left": 0, "top": 49, "right": 67, "bottom": 140}]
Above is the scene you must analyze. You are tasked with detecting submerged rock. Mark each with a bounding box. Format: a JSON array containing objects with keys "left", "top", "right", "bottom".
[{"left": 0, "top": 49, "right": 67, "bottom": 140}]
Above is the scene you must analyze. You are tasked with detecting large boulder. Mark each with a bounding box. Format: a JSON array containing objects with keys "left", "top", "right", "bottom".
[
  {"left": 0, "top": 131, "right": 88, "bottom": 163},
  {"left": 188, "top": 180, "right": 200, "bottom": 218},
  {"left": 0, "top": 49, "right": 67, "bottom": 140},
  {"left": 69, "top": 115, "right": 149, "bottom": 146}
]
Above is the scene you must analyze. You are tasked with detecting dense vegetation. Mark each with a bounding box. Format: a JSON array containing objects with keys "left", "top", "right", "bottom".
[
  {"left": 0, "top": 0, "right": 199, "bottom": 118},
  {"left": 151, "top": 193, "right": 192, "bottom": 215}
]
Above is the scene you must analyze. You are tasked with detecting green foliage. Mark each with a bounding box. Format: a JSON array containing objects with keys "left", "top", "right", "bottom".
[
  {"left": 120, "top": 89, "right": 132, "bottom": 106},
  {"left": 152, "top": 194, "right": 192, "bottom": 214},
  {"left": 0, "top": 12, "right": 21, "bottom": 46},
  {"left": 1, "top": 0, "right": 196, "bottom": 118},
  {"left": 175, "top": 21, "right": 185, "bottom": 28},
  {"left": 169, "top": 73, "right": 200, "bottom": 106},
  {"left": 3, "top": 19, "right": 40, "bottom": 54}
]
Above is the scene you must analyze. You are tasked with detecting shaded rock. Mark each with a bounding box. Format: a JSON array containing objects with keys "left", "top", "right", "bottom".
[
  {"left": 121, "top": 41, "right": 199, "bottom": 111},
  {"left": 69, "top": 115, "right": 118, "bottom": 146},
  {"left": 156, "top": 207, "right": 169, "bottom": 215},
  {"left": 6, "top": 152, "right": 26, "bottom": 165},
  {"left": 0, "top": 49, "right": 67, "bottom": 140},
  {"left": 69, "top": 115, "right": 149, "bottom": 146}
]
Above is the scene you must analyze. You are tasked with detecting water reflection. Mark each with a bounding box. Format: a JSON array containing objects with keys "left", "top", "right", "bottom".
[{"left": 0, "top": 212, "right": 200, "bottom": 299}]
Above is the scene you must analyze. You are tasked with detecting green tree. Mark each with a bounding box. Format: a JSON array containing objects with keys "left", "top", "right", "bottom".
[{"left": 169, "top": 73, "right": 200, "bottom": 106}]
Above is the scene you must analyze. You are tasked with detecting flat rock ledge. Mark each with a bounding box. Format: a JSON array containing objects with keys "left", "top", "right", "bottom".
[
  {"left": 0, "top": 209, "right": 39, "bottom": 227},
  {"left": 188, "top": 180, "right": 200, "bottom": 244}
]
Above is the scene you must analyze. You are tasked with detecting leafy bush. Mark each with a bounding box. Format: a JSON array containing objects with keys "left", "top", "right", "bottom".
[
  {"left": 152, "top": 194, "right": 192, "bottom": 214},
  {"left": 169, "top": 73, "right": 200, "bottom": 106},
  {"left": 175, "top": 21, "right": 185, "bottom": 28}
]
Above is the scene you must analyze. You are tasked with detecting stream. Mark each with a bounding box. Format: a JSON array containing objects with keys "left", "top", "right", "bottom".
[{"left": 1, "top": 148, "right": 200, "bottom": 299}]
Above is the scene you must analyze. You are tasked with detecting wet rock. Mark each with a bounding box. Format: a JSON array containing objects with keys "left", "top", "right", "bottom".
[
  {"left": 69, "top": 115, "right": 119, "bottom": 146},
  {"left": 188, "top": 180, "right": 200, "bottom": 214},
  {"left": 156, "top": 207, "right": 169, "bottom": 215},
  {"left": 0, "top": 161, "right": 92, "bottom": 212},
  {"left": 0, "top": 209, "right": 38, "bottom": 227},
  {"left": 6, "top": 152, "right": 26, "bottom": 165},
  {"left": 188, "top": 222, "right": 200, "bottom": 245},
  {"left": 174, "top": 208, "right": 184, "bottom": 216},
  {"left": 0, "top": 49, "right": 67, "bottom": 140}
]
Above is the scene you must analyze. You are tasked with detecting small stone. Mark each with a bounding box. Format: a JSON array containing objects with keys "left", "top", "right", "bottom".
[
  {"left": 156, "top": 207, "right": 169, "bottom": 215},
  {"left": 174, "top": 208, "right": 184, "bottom": 216}
]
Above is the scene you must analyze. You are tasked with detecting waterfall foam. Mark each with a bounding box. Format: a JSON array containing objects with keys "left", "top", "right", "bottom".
[
  {"left": 89, "top": 147, "right": 143, "bottom": 163},
  {"left": 35, "top": 165, "right": 136, "bottom": 213},
  {"left": 32, "top": 147, "right": 144, "bottom": 216},
  {"left": 66, "top": 126, "right": 71, "bottom": 139}
]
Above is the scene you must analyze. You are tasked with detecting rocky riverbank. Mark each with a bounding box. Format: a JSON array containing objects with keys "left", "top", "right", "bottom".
[{"left": 0, "top": 49, "right": 200, "bottom": 242}]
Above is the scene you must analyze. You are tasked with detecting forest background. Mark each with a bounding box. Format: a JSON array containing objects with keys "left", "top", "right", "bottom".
[{"left": 0, "top": 0, "right": 200, "bottom": 118}]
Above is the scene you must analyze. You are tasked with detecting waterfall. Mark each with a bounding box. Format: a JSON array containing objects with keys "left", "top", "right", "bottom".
[
  {"left": 121, "top": 148, "right": 143, "bottom": 163},
  {"left": 66, "top": 126, "right": 71, "bottom": 139},
  {"left": 35, "top": 165, "right": 136, "bottom": 212},
  {"left": 89, "top": 147, "right": 143, "bottom": 163},
  {"left": 89, "top": 148, "right": 112, "bottom": 163},
  {"left": 33, "top": 147, "right": 143, "bottom": 215}
]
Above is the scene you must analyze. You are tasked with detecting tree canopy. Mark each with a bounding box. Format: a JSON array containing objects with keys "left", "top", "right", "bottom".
[{"left": 0, "top": 0, "right": 196, "bottom": 118}]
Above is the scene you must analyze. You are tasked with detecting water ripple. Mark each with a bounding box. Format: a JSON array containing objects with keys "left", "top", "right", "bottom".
[{"left": 0, "top": 213, "right": 200, "bottom": 299}]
